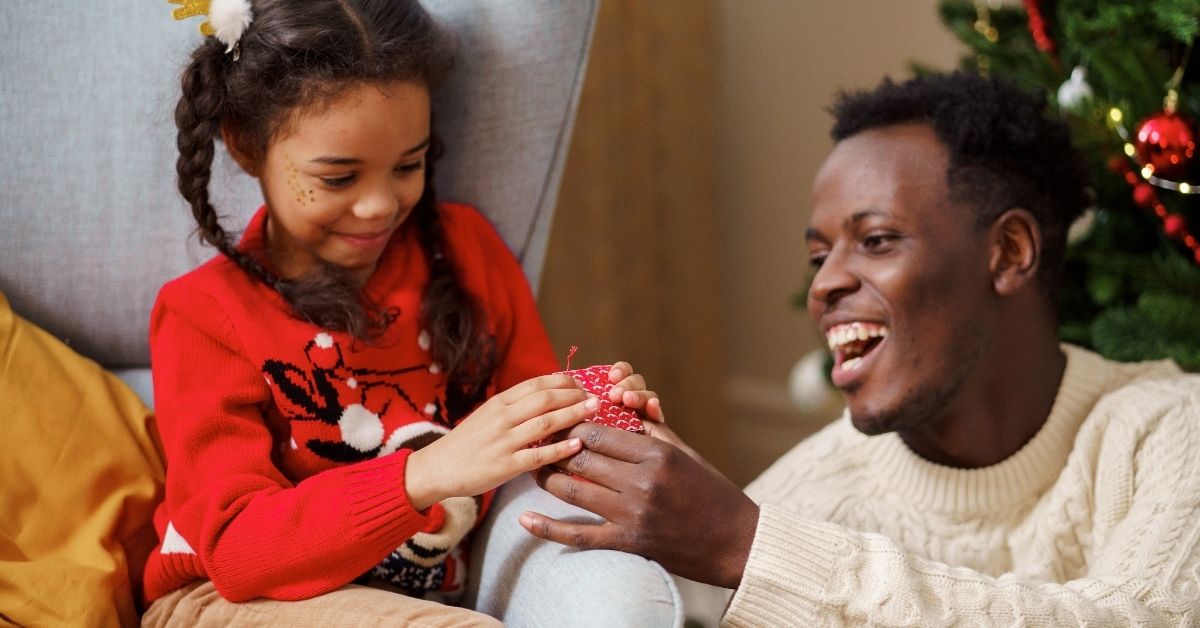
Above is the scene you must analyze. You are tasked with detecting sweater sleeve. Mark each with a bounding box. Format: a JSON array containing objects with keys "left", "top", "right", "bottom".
[
  {"left": 722, "top": 388, "right": 1200, "bottom": 627},
  {"left": 150, "top": 283, "right": 430, "bottom": 602}
]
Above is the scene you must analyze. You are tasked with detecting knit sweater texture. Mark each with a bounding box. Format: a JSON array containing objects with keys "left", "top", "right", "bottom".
[
  {"left": 143, "top": 203, "right": 557, "bottom": 604},
  {"left": 724, "top": 344, "right": 1200, "bottom": 627}
]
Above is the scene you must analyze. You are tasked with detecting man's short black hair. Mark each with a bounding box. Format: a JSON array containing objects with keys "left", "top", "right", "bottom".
[{"left": 830, "top": 71, "right": 1090, "bottom": 301}]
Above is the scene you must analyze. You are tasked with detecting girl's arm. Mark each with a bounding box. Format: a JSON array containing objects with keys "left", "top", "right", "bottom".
[
  {"left": 151, "top": 285, "right": 432, "bottom": 601},
  {"left": 152, "top": 280, "right": 594, "bottom": 601}
]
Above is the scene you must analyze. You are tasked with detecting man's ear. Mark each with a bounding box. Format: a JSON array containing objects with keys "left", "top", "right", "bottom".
[
  {"left": 220, "top": 123, "right": 261, "bottom": 177},
  {"left": 988, "top": 208, "right": 1041, "bottom": 296}
]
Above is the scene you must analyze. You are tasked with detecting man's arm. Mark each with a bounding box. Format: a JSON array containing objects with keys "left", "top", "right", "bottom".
[
  {"left": 519, "top": 422, "right": 759, "bottom": 589},
  {"left": 524, "top": 400, "right": 1200, "bottom": 627}
]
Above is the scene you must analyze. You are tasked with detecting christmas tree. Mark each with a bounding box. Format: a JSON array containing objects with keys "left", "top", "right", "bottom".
[{"left": 929, "top": 0, "right": 1200, "bottom": 371}]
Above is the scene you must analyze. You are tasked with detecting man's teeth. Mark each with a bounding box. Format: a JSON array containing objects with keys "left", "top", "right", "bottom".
[
  {"left": 825, "top": 323, "right": 889, "bottom": 351},
  {"left": 842, "top": 356, "right": 864, "bottom": 371}
]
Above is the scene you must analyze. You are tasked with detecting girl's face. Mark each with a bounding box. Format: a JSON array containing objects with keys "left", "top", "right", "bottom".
[{"left": 255, "top": 81, "right": 431, "bottom": 284}]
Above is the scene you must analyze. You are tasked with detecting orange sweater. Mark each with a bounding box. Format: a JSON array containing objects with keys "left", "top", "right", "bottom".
[{"left": 143, "top": 203, "right": 557, "bottom": 604}]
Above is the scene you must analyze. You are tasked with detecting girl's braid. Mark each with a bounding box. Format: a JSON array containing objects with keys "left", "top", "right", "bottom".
[{"left": 174, "top": 41, "right": 279, "bottom": 290}]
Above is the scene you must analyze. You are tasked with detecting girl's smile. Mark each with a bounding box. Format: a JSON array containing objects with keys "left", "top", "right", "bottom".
[{"left": 333, "top": 228, "right": 394, "bottom": 250}]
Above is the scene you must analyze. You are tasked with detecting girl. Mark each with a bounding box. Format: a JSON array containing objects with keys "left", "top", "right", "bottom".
[{"left": 143, "top": 0, "right": 656, "bottom": 624}]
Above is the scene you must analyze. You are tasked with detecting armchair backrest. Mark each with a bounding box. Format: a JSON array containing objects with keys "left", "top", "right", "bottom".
[{"left": 0, "top": 0, "right": 596, "bottom": 383}]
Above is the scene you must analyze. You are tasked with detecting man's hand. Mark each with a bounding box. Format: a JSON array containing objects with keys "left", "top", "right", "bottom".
[{"left": 518, "top": 422, "right": 759, "bottom": 589}]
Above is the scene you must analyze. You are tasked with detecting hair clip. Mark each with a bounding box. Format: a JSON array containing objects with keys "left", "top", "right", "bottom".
[{"left": 168, "top": 0, "right": 254, "bottom": 59}]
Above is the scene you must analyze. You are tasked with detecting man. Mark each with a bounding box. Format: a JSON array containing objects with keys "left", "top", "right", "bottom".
[{"left": 519, "top": 71, "right": 1200, "bottom": 626}]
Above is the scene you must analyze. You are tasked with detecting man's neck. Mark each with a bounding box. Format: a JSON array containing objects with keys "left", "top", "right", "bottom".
[{"left": 898, "top": 320, "right": 1067, "bottom": 469}]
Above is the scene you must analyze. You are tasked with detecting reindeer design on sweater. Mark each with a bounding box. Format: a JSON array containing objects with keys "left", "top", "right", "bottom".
[{"left": 261, "top": 331, "right": 487, "bottom": 595}]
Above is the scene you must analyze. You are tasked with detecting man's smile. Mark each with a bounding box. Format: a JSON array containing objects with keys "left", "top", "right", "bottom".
[{"left": 825, "top": 322, "right": 889, "bottom": 387}]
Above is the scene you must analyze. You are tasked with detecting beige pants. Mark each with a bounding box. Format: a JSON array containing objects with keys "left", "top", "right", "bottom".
[{"left": 141, "top": 581, "right": 503, "bottom": 627}]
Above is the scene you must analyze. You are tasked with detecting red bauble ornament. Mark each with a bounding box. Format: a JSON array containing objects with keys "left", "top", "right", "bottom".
[
  {"left": 1163, "top": 213, "right": 1187, "bottom": 238},
  {"left": 1132, "top": 182, "right": 1157, "bottom": 208},
  {"left": 1134, "top": 111, "right": 1196, "bottom": 179}
]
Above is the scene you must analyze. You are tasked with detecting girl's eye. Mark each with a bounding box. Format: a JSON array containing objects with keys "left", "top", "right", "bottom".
[
  {"left": 396, "top": 159, "right": 425, "bottom": 174},
  {"left": 320, "top": 174, "right": 356, "bottom": 188},
  {"left": 808, "top": 253, "right": 827, "bottom": 269}
]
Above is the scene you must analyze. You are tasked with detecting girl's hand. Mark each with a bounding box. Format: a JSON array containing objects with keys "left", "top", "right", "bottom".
[
  {"left": 605, "top": 361, "right": 666, "bottom": 423},
  {"left": 405, "top": 373, "right": 598, "bottom": 511}
]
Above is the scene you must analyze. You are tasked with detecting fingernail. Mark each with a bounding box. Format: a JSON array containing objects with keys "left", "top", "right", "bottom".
[{"left": 584, "top": 397, "right": 599, "bottom": 410}]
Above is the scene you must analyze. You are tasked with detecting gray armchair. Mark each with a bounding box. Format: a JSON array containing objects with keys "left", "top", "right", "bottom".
[{"left": 0, "top": 1, "right": 681, "bottom": 625}]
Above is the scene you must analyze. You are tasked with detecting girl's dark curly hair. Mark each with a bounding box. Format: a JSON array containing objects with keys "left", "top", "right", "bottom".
[
  {"left": 175, "top": 0, "right": 496, "bottom": 393},
  {"left": 830, "top": 71, "right": 1091, "bottom": 302}
]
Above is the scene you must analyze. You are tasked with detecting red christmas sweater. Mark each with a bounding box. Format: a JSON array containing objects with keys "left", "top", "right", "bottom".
[{"left": 143, "top": 203, "right": 558, "bottom": 604}]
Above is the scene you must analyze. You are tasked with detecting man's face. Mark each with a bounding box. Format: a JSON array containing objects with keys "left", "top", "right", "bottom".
[{"left": 805, "top": 123, "right": 996, "bottom": 435}]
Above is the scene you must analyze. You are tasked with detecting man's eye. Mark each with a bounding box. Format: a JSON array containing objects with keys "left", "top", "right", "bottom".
[
  {"left": 863, "top": 234, "right": 897, "bottom": 250},
  {"left": 320, "top": 174, "right": 356, "bottom": 187},
  {"left": 809, "top": 254, "right": 826, "bottom": 269}
]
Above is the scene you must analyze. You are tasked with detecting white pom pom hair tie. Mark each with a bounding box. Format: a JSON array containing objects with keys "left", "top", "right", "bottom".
[{"left": 168, "top": 0, "right": 254, "bottom": 60}]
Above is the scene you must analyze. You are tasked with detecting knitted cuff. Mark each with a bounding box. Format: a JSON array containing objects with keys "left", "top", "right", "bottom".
[
  {"left": 723, "top": 504, "right": 850, "bottom": 627},
  {"left": 344, "top": 449, "right": 429, "bottom": 548}
]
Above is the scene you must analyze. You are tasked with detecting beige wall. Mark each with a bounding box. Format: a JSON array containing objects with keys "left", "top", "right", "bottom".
[
  {"left": 712, "top": 1, "right": 963, "bottom": 483},
  {"left": 539, "top": 1, "right": 731, "bottom": 472},
  {"left": 541, "top": 1, "right": 968, "bottom": 486}
]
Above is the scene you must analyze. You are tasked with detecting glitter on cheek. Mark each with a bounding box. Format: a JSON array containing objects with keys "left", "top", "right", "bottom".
[{"left": 285, "top": 156, "right": 308, "bottom": 206}]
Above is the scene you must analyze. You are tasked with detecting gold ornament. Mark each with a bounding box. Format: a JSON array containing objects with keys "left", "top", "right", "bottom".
[{"left": 168, "top": 0, "right": 216, "bottom": 36}]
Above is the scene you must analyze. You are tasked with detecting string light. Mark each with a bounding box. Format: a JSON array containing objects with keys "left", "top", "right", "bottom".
[
  {"left": 974, "top": 1, "right": 1000, "bottom": 43},
  {"left": 1110, "top": 148, "right": 1200, "bottom": 264}
]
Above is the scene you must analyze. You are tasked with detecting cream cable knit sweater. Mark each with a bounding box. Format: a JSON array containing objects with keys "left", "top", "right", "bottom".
[{"left": 723, "top": 344, "right": 1200, "bottom": 627}]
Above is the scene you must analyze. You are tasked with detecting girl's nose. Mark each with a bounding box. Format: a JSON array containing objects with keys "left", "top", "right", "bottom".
[{"left": 352, "top": 184, "right": 400, "bottom": 221}]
